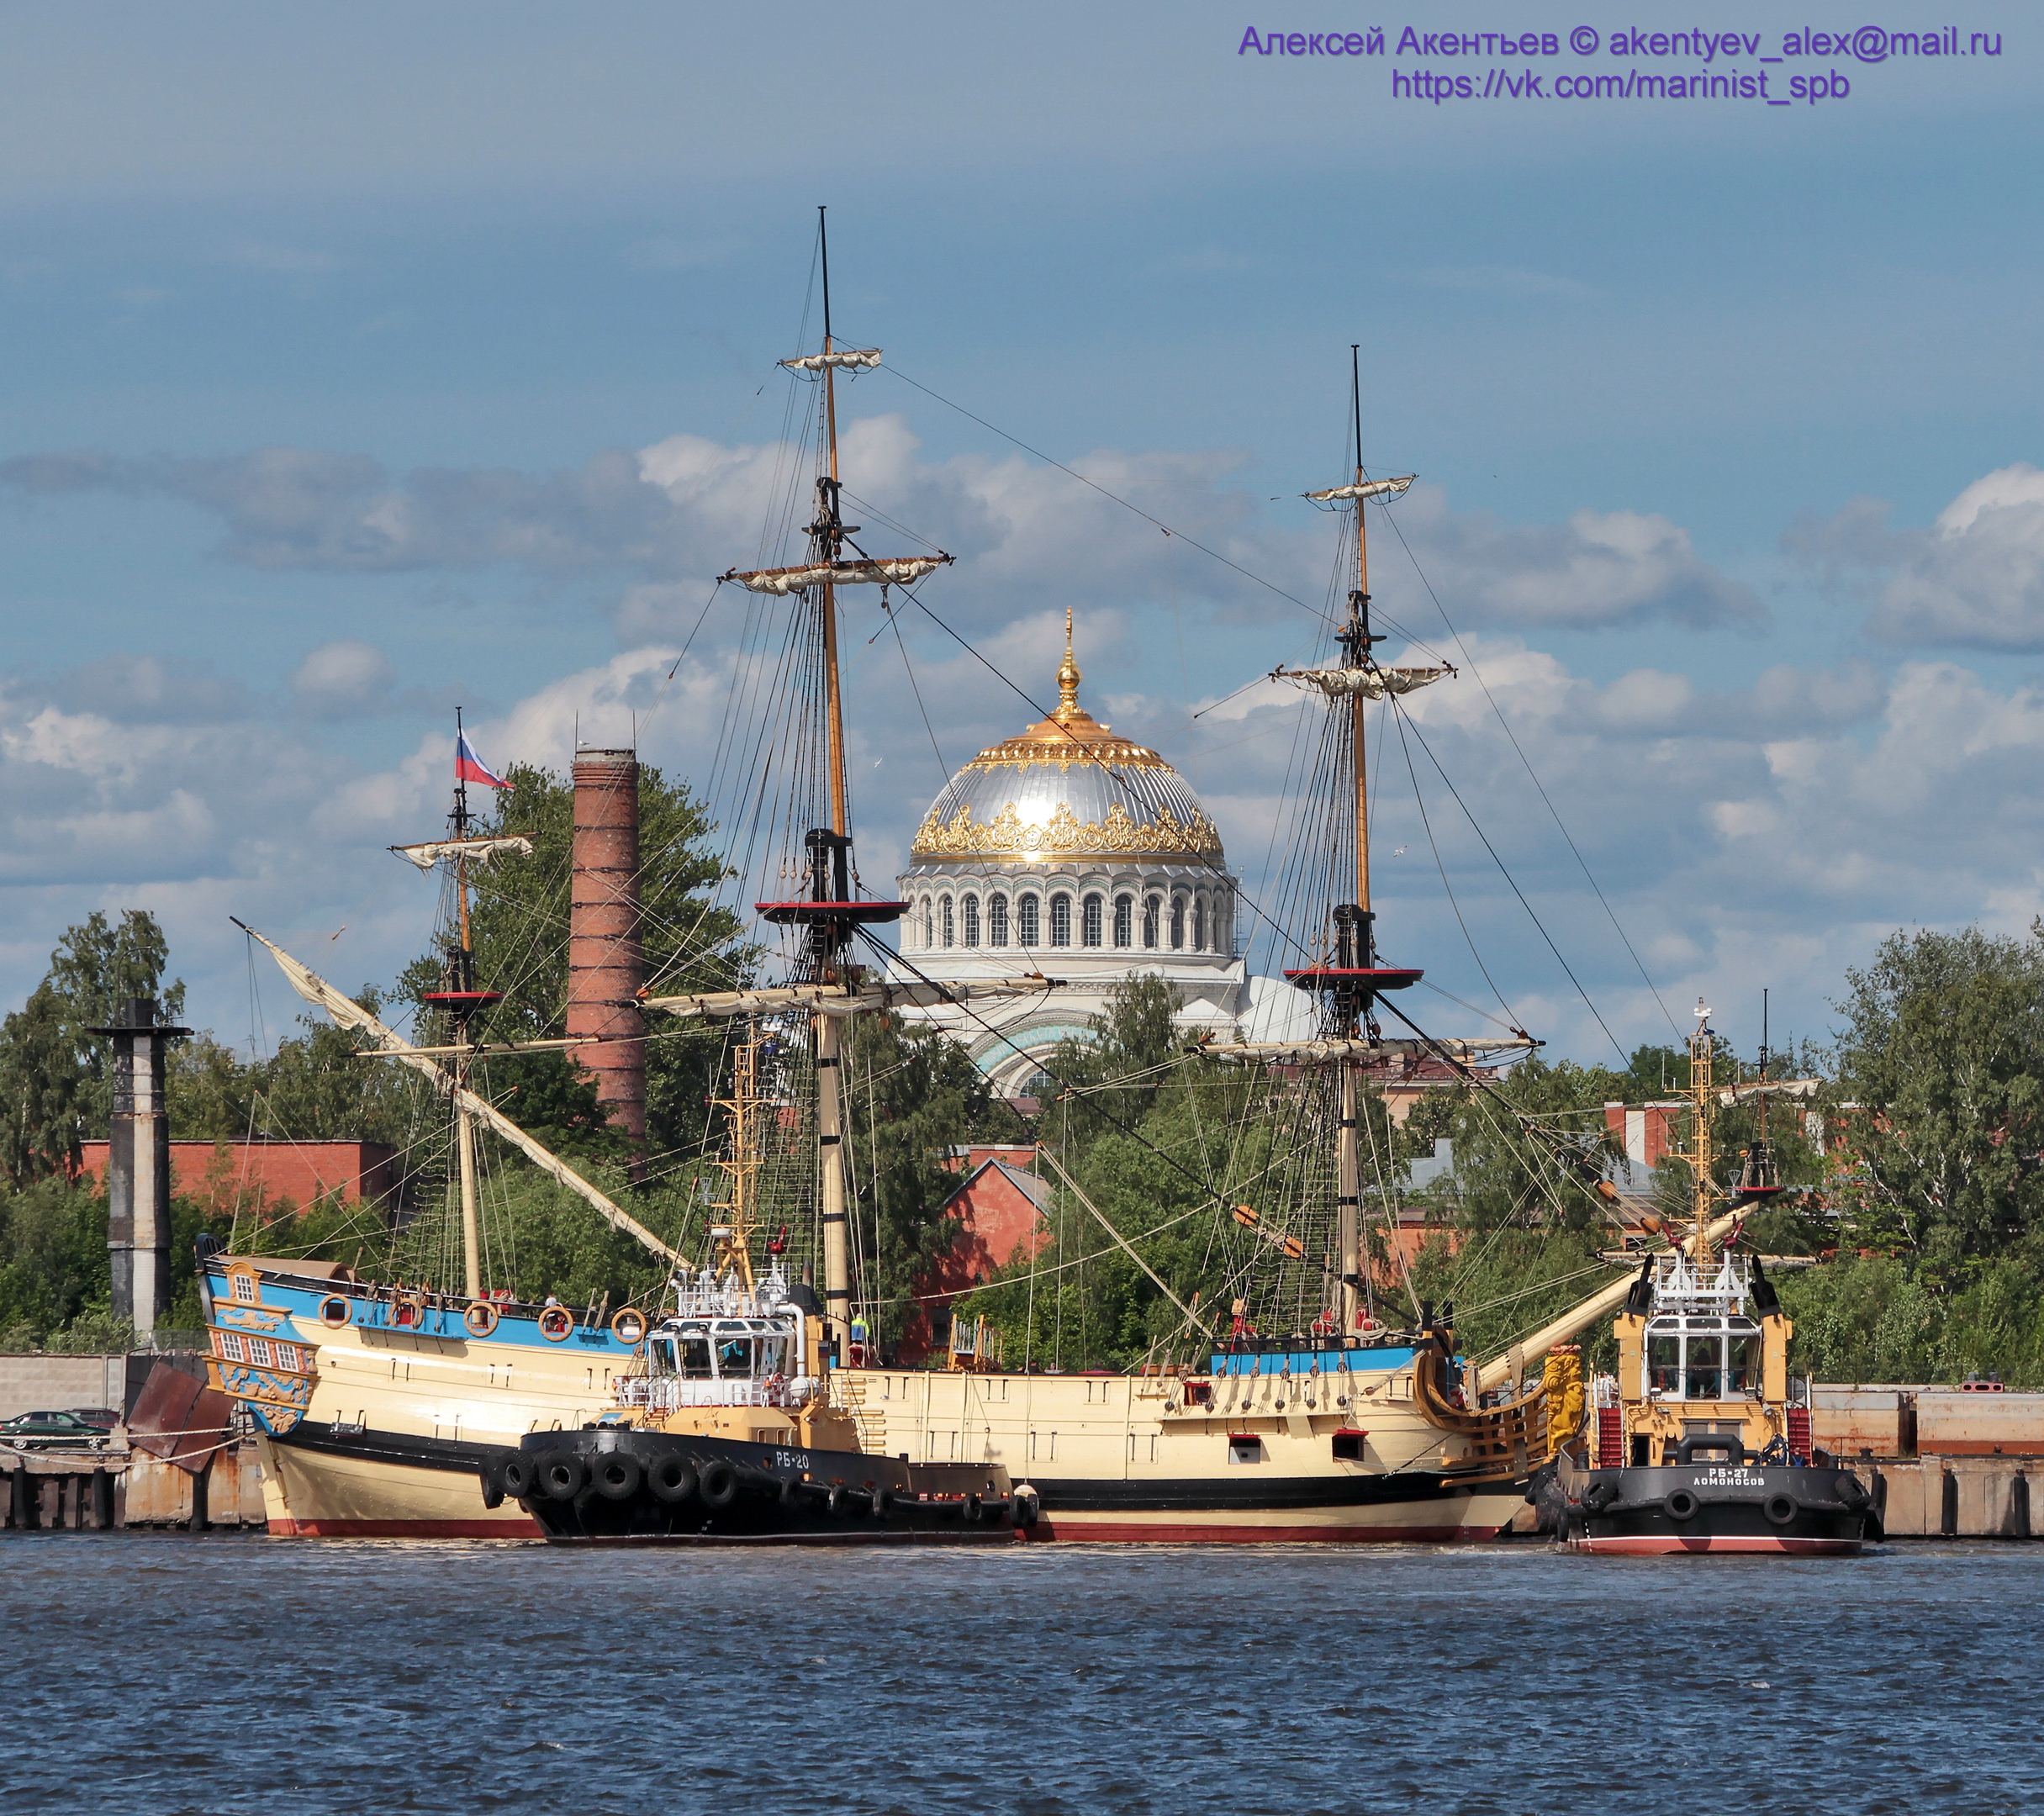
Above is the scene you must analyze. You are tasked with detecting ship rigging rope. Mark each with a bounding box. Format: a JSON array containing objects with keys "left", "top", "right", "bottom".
[
  {"left": 1375, "top": 499, "right": 1682, "bottom": 1043},
  {"left": 1388, "top": 692, "right": 1628, "bottom": 1065},
  {"left": 842, "top": 364, "right": 1651, "bottom": 1053},
  {"left": 1388, "top": 694, "right": 1526, "bottom": 1034}
]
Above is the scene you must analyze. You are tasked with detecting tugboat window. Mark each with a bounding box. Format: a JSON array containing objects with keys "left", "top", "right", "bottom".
[
  {"left": 1647, "top": 1328, "right": 1682, "bottom": 1393},
  {"left": 1683, "top": 1333, "right": 1725, "bottom": 1400},
  {"left": 716, "top": 1336, "right": 754, "bottom": 1378},
  {"left": 649, "top": 1338, "right": 679, "bottom": 1376},
  {"left": 679, "top": 1336, "right": 714, "bottom": 1379},
  {"left": 1727, "top": 1333, "right": 1762, "bottom": 1395}
]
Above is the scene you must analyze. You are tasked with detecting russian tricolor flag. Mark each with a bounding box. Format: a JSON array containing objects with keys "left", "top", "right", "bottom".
[{"left": 455, "top": 731, "right": 509, "bottom": 789}]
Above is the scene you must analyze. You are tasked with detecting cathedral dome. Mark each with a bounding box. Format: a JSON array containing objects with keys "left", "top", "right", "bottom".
[
  {"left": 895, "top": 612, "right": 1244, "bottom": 1095},
  {"left": 908, "top": 615, "right": 1223, "bottom": 865}
]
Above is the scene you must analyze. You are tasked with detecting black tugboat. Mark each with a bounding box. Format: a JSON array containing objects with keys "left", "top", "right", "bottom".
[
  {"left": 1562, "top": 1000, "right": 1878, "bottom": 1555},
  {"left": 476, "top": 1091, "right": 1033, "bottom": 1547},
  {"left": 492, "top": 1426, "right": 1025, "bottom": 1547}
]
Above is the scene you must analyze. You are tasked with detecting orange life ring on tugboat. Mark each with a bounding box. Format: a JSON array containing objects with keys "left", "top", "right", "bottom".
[
  {"left": 463, "top": 1300, "right": 499, "bottom": 1338},
  {"left": 537, "top": 1306, "right": 575, "bottom": 1343},
  {"left": 318, "top": 1295, "right": 353, "bottom": 1328},
  {"left": 610, "top": 1307, "right": 647, "bottom": 1344}
]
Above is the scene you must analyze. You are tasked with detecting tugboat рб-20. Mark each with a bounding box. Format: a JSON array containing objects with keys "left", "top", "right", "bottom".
[{"left": 1562, "top": 1000, "right": 1879, "bottom": 1555}]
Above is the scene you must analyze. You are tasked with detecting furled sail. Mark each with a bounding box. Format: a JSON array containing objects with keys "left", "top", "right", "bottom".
[
  {"left": 389, "top": 836, "right": 535, "bottom": 873},
  {"left": 779, "top": 348, "right": 883, "bottom": 372},
  {"left": 721, "top": 554, "right": 954, "bottom": 595},
  {"left": 1200, "top": 1035, "right": 1538, "bottom": 1064},
  {"left": 1272, "top": 663, "right": 1454, "bottom": 699},
  {"left": 233, "top": 921, "right": 684, "bottom": 1266},
  {"left": 641, "top": 977, "right": 1059, "bottom": 1021},
  {"left": 1303, "top": 474, "right": 1415, "bottom": 504}
]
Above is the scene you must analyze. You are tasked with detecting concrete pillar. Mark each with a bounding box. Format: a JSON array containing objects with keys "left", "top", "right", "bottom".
[
  {"left": 93, "top": 997, "right": 188, "bottom": 1337},
  {"left": 567, "top": 749, "right": 646, "bottom": 1161}
]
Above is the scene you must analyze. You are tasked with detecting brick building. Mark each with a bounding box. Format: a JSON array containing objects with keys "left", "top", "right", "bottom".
[{"left": 75, "top": 1139, "right": 401, "bottom": 1218}]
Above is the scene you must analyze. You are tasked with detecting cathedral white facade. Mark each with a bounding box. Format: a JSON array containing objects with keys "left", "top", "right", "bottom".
[{"left": 891, "top": 618, "right": 1253, "bottom": 1095}]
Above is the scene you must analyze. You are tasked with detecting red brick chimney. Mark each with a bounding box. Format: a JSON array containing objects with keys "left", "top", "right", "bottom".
[{"left": 568, "top": 748, "right": 646, "bottom": 1161}]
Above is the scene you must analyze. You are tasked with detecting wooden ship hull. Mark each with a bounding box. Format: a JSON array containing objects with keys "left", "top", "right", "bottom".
[{"left": 208, "top": 1259, "right": 1546, "bottom": 1542}]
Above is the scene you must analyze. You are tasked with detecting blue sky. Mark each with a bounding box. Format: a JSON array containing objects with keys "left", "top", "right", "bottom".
[{"left": 1, "top": 2, "right": 2038, "bottom": 1066}]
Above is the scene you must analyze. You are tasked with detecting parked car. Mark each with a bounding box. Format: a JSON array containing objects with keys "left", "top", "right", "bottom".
[{"left": 0, "top": 1410, "right": 114, "bottom": 1451}]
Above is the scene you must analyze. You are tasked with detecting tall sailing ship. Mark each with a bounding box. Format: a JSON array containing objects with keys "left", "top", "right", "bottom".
[{"left": 202, "top": 235, "right": 1710, "bottom": 1541}]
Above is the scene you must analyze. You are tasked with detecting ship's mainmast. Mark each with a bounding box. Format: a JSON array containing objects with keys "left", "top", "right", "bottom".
[
  {"left": 722, "top": 209, "right": 952, "bottom": 1364},
  {"left": 1276, "top": 351, "right": 1441, "bottom": 1333}
]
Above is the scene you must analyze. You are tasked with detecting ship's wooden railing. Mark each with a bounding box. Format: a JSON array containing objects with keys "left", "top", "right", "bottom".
[{"left": 1414, "top": 1349, "right": 1548, "bottom": 1479}]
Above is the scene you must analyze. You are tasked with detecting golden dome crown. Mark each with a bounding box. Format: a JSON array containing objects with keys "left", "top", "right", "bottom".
[{"left": 908, "top": 611, "right": 1222, "bottom": 863}]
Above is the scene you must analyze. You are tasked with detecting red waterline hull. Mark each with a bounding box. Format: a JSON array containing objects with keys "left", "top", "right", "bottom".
[
  {"left": 1574, "top": 1534, "right": 1862, "bottom": 1556},
  {"left": 268, "top": 1517, "right": 542, "bottom": 1539}
]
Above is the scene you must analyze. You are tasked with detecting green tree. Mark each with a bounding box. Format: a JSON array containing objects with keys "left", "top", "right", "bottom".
[
  {"left": 0, "top": 911, "right": 183, "bottom": 1185},
  {"left": 399, "top": 761, "right": 749, "bottom": 1166},
  {"left": 1829, "top": 924, "right": 2044, "bottom": 1263},
  {"left": 845, "top": 1011, "right": 998, "bottom": 1348}
]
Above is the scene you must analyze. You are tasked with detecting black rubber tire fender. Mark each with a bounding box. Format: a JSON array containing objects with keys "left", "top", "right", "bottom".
[
  {"left": 1583, "top": 1480, "right": 1619, "bottom": 1514},
  {"left": 1665, "top": 1487, "right": 1701, "bottom": 1523},
  {"left": 592, "top": 1454, "right": 643, "bottom": 1502},
  {"left": 647, "top": 1456, "right": 697, "bottom": 1504},
  {"left": 871, "top": 1486, "right": 895, "bottom": 1520},
  {"left": 1763, "top": 1492, "right": 1799, "bottom": 1527},
  {"left": 963, "top": 1493, "right": 983, "bottom": 1524},
  {"left": 536, "top": 1450, "right": 588, "bottom": 1501},
  {"left": 698, "top": 1460, "right": 739, "bottom": 1510},
  {"left": 500, "top": 1453, "right": 539, "bottom": 1500},
  {"left": 1835, "top": 1474, "right": 1871, "bottom": 1511},
  {"left": 478, "top": 1459, "right": 506, "bottom": 1510},
  {"left": 824, "top": 1485, "right": 847, "bottom": 1518}
]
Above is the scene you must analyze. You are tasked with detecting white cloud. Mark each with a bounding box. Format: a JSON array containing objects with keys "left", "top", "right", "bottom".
[
  {"left": 0, "top": 416, "right": 1761, "bottom": 637},
  {"left": 1869, "top": 462, "right": 2044, "bottom": 647},
  {"left": 289, "top": 641, "right": 398, "bottom": 719},
  {"left": 1785, "top": 464, "right": 2044, "bottom": 649}
]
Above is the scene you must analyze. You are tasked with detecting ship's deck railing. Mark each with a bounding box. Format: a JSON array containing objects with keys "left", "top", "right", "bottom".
[
  {"left": 615, "top": 1376, "right": 821, "bottom": 1412},
  {"left": 1652, "top": 1249, "right": 1751, "bottom": 1313},
  {"left": 664, "top": 1264, "right": 798, "bottom": 1322}
]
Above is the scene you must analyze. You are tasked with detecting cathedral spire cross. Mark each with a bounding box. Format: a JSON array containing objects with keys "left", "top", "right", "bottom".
[{"left": 1055, "top": 606, "right": 1082, "bottom": 724}]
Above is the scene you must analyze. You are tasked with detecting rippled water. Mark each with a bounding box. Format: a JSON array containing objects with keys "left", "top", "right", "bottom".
[{"left": 3, "top": 1534, "right": 2038, "bottom": 1813}]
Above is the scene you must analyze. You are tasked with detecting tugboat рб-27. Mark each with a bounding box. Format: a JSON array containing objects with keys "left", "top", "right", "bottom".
[{"left": 1562, "top": 1000, "right": 1879, "bottom": 1555}]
